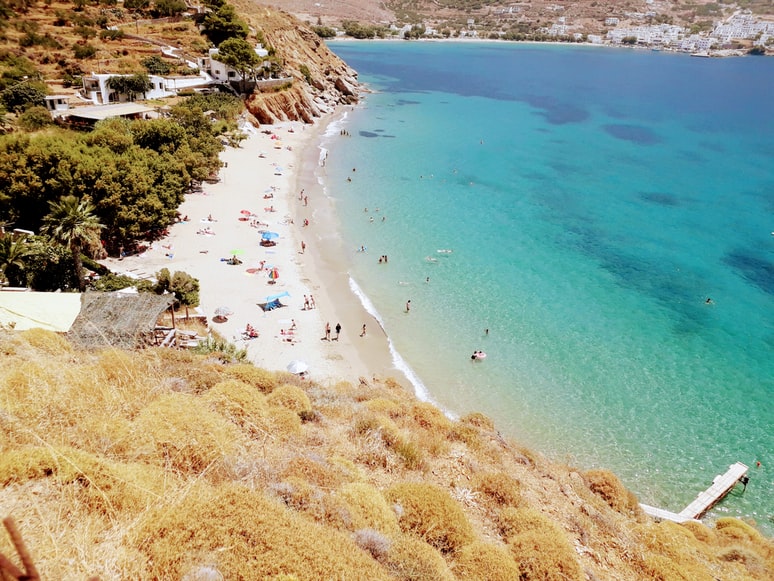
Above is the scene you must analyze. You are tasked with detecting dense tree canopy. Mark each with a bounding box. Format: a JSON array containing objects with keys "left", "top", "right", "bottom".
[
  {"left": 42, "top": 194, "right": 103, "bottom": 292},
  {"left": 0, "top": 103, "right": 226, "bottom": 254},
  {"left": 215, "top": 37, "right": 261, "bottom": 91},
  {"left": 201, "top": 3, "right": 249, "bottom": 46}
]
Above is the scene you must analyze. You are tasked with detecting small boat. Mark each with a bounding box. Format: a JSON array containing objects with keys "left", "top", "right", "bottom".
[
  {"left": 425, "top": 256, "right": 438, "bottom": 263},
  {"left": 437, "top": 249, "right": 453, "bottom": 254}
]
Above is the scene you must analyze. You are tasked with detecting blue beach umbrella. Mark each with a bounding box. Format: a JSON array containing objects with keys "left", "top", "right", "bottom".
[{"left": 261, "top": 231, "right": 279, "bottom": 241}]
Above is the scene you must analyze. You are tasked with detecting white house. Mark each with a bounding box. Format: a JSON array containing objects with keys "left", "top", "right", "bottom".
[
  {"left": 81, "top": 73, "right": 172, "bottom": 104},
  {"left": 200, "top": 44, "right": 270, "bottom": 83},
  {"left": 81, "top": 71, "right": 213, "bottom": 104}
]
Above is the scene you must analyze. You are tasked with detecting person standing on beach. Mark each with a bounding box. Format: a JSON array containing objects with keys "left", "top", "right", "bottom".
[
  {"left": 309, "top": 295, "right": 316, "bottom": 309},
  {"left": 360, "top": 324, "right": 366, "bottom": 337},
  {"left": 334, "top": 323, "right": 341, "bottom": 341},
  {"left": 300, "top": 241, "right": 306, "bottom": 254},
  {"left": 405, "top": 300, "right": 411, "bottom": 313},
  {"left": 325, "top": 322, "right": 331, "bottom": 341},
  {"left": 303, "top": 295, "right": 310, "bottom": 310}
]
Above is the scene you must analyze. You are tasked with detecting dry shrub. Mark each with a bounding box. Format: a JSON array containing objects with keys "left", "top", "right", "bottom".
[
  {"left": 281, "top": 455, "right": 349, "bottom": 489},
  {"left": 681, "top": 521, "right": 717, "bottom": 545},
  {"left": 717, "top": 545, "right": 766, "bottom": 571},
  {"left": 353, "top": 414, "right": 424, "bottom": 469},
  {"left": 203, "top": 379, "right": 268, "bottom": 428},
  {"left": 267, "top": 384, "right": 312, "bottom": 414},
  {"left": 640, "top": 554, "right": 707, "bottom": 581},
  {"left": 583, "top": 469, "right": 641, "bottom": 515},
  {"left": 329, "top": 456, "right": 364, "bottom": 481},
  {"left": 18, "top": 328, "right": 72, "bottom": 355},
  {"left": 636, "top": 521, "right": 727, "bottom": 581},
  {"left": 155, "top": 349, "right": 225, "bottom": 392},
  {"left": 94, "top": 348, "right": 157, "bottom": 393},
  {"left": 407, "top": 402, "right": 452, "bottom": 433},
  {"left": 130, "top": 393, "right": 243, "bottom": 473},
  {"left": 714, "top": 518, "right": 764, "bottom": 544},
  {"left": 364, "top": 397, "right": 401, "bottom": 416},
  {"left": 386, "top": 482, "right": 475, "bottom": 554},
  {"left": 453, "top": 541, "right": 521, "bottom": 581},
  {"left": 448, "top": 423, "right": 484, "bottom": 449},
  {"left": 385, "top": 535, "right": 455, "bottom": 581},
  {"left": 0, "top": 446, "right": 171, "bottom": 515},
  {"left": 461, "top": 412, "right": 495, "bottom": 431},
  {"left": 474, "top": 472, "right": 522, "bottom": 508},
  {"left": 0, "top": 361, "right": 57, "bottom": 415},
  {"left": 508, "top": 529, "right": 584, "bottom": 581},
  {"left": 393, "top": 438, "right": 425, "bottom": 470},
  {"left": 498, "top": 506, "right": 556, "bottom": 540},
  {"left": 266, "top": 405, "right": 302, "bottom": 438},
  {"left": 223, "top": 364, "right": 278, "bottom": 393},
  {"left": 131, "top": 483, "right": 390, "bottom": 579},
  {"left": 353, "top": 528, "right": 391, "bottom": 562},
  {"left": 337, "top": 482, "right": 400, "bottom": 535}
]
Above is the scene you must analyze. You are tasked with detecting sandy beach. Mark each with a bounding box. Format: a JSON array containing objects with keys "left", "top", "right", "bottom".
[{"left": 101, "top": 112, "right": 398, "bottom": 385}]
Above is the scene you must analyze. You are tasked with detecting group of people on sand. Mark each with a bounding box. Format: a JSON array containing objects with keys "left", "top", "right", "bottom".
[
  {"left": 244, "top": 324, "right": 259, "bottom": 339},
  {"left": 322, "top": 322, "right": 342, "bottom": 341}
]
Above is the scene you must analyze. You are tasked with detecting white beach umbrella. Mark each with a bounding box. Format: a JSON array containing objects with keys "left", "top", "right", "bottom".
[{"left": 287, "top": 360, "right": 309, "bottom": 375}]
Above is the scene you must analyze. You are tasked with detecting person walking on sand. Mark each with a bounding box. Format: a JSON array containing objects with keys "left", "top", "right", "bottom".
[
  {"left": 334, "top": 323, "right": 341, "bottom": 341},
  {"left": 303, "top": 295, "right": 310, "bottom": 310},
  {"left": 309, "top": 295, "right": 316, "bottom": 309},
  {"left": 301, "top": 240, "right": 306, "bottom": 254},
  {"left": 360, "top": 324, "right": 367, "bottom": 337},
  {"left": 325, "top": 322, "right": 331, "bottom": 341},
  {"left": 405, "top": 299, "right": 411, "bottom": 313}
]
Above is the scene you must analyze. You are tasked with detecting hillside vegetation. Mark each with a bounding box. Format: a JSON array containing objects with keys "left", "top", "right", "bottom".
[{"left": 0, "top": 330, "right": 772, "bottom": 579}]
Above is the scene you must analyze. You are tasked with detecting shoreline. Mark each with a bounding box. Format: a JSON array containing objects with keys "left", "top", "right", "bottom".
[{"left": 100, "top": 110, "right": 405, "bottom": 387}]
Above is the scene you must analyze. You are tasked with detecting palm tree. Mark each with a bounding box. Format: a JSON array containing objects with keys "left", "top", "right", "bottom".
[
  {"left": 42, "top": 195, "right": 103, "bottom": 292},
  {"left": 0, "top": 234, "right": 30, "bottom": 287}
]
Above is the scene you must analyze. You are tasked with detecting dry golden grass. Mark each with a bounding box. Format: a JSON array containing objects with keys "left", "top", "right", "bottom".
[
  {"left": 337, "top": 482, "right": 400, "bottom": 535},
  {"left": 1, "top": 330, "right": 772, "bottom": 579},
  {"left": 583, "top": 468, "right": 643, "bottom": 516},
  {"left": 129, "top": 393, "right": 244, "bottom": 474},
  {"left": 223, "top": 363, "right": 279, "bottom": 393},
  {"left": 266, "top": 384, "right": 312, "bottom": 414},
  {"left": 130, "top": 483, "right": 390, "bottom": 580},
  {"left": 452, "top": 541, "right": 521, "bottom": 580},
  {"left": 508, "top": 528, "right": 584, "bottom": 581},
  {"left": 473, "top": 471, "right": 522, "bottom": 509},
  {"left": 385, "top": 535, "right": 456, "bottom": 581},
  {"left": 386, "top": 482, "right": 475, "bottom": 554}
]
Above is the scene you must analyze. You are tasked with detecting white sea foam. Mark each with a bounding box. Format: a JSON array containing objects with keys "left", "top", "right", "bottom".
[{"left": 348, "top": 276, "right": 435, "bottom": 405}]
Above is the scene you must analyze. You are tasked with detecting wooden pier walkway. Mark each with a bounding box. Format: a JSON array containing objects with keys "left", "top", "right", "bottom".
[{"left": 640, "top": 462, "right": 749, "bottom": 524}]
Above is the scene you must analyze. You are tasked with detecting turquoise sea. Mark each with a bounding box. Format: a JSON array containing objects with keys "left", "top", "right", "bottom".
[{"left": 322, "top": 41, "right": 774, "bottom": 533}]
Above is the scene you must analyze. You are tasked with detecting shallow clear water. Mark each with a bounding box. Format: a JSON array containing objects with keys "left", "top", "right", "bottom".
[{"left": 323, "top": 41, "right": 774, "bottom": 533}]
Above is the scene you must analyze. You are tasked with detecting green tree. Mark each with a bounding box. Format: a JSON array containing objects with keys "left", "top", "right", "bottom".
[
  {"left": 106, "top": 73, "right": 152, "bottom": 101},
  {"left": 12, "top": 237, "right": 76, "bottom": 291},
  {"left": 142, "top": 55, "right": 172, "bottom": 75},
  {"left": 0, "top": 234, "right": 30, "bottom": 286},
  {"left": 1, "top": 81, "right": 46, "bottom": 113},
  {"left": 153, "top": 267, "right": 199, "bottom": 311},
  {"left": 215, "top": 37, "right": 260, "bottom": 92},
  {"left": 201, "top": 4, "right": 248, "bottom": 46},
  {"left": 18, "top": 105, "right": 52, "bottom": 132},
  {"left": 152, "top": 0, "right": 186, "bottom": 17},
  {"left": 42, "top": 195, "right": 103, "bottom": 292}
]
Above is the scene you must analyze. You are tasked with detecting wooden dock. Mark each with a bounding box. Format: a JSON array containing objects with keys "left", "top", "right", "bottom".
[{"left": 640, "top": 462, "right": 749, "bottom": 524}]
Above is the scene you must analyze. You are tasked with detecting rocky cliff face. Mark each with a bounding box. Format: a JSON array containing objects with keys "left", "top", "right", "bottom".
[{"left": 240, "top": 7, "right": 360, "bottom": 124}]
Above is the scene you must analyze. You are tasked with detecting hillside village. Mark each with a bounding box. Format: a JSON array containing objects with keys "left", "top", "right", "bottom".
[{"left": 269, "top": 0, "right": 774, "bottom": 56}]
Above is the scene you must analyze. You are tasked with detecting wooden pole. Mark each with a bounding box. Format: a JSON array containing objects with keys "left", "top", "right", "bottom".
[{"left": 2, "top": 517, "right": 40, "bottom": 581}]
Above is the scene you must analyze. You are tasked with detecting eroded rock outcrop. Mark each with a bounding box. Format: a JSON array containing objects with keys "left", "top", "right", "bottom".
[{"left": 240, "top": 8, "right": 360, "bottom": 124}]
